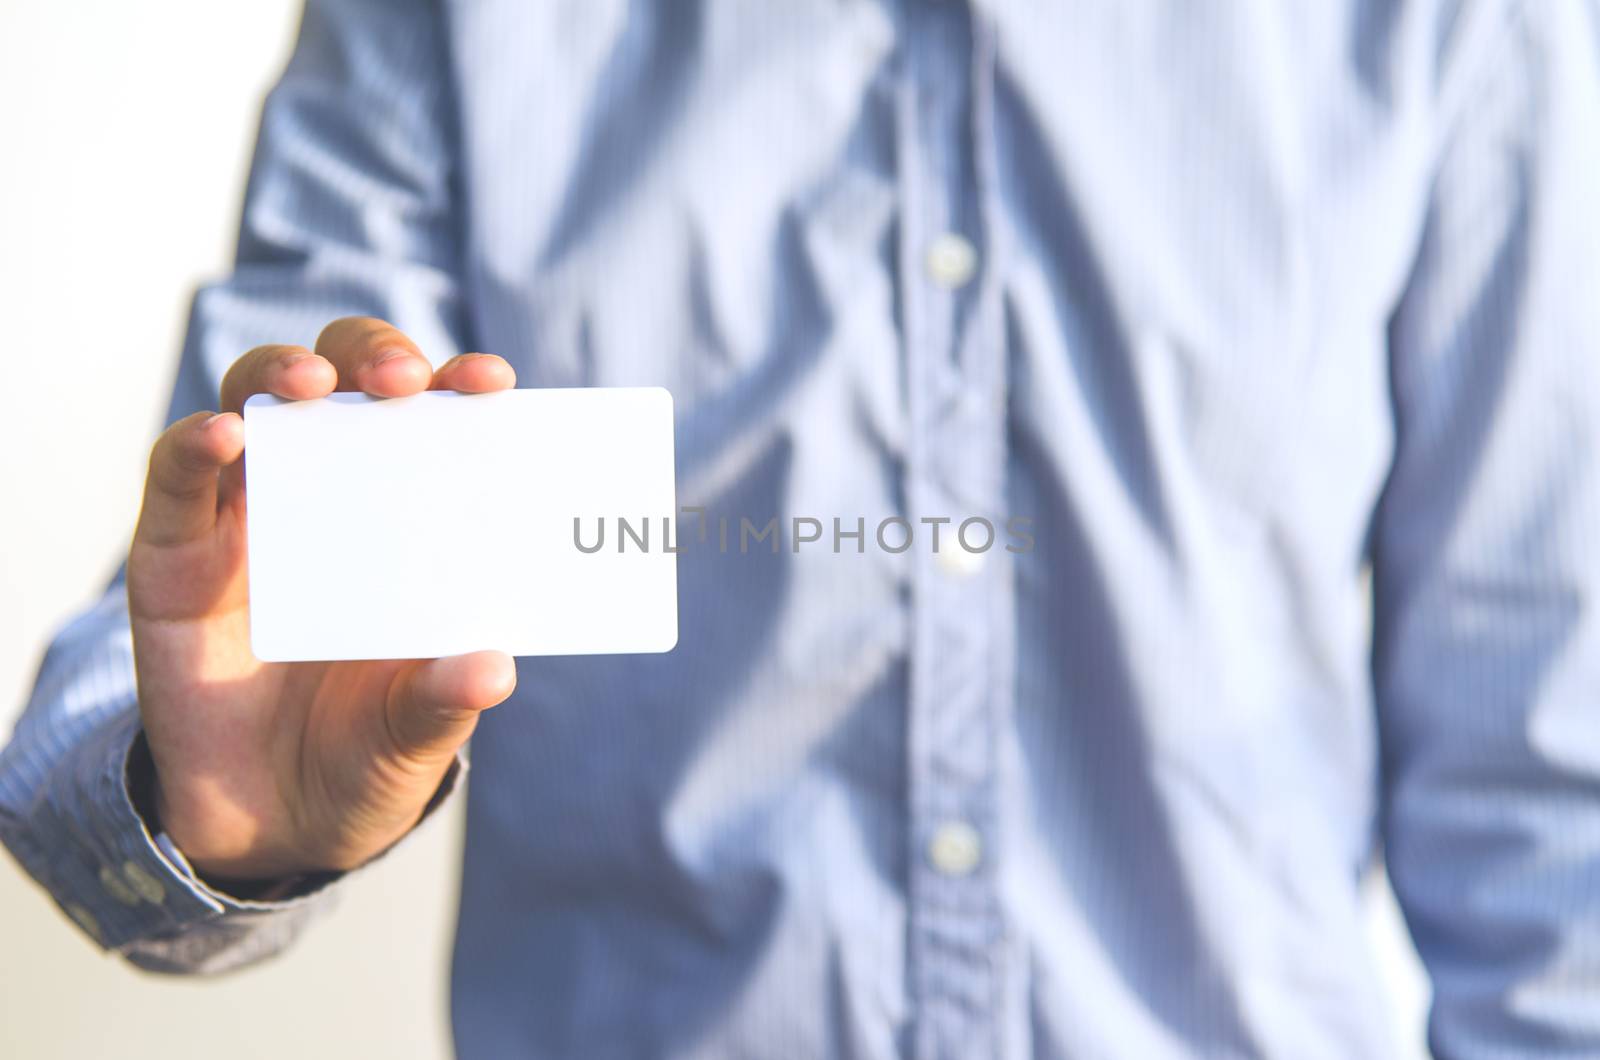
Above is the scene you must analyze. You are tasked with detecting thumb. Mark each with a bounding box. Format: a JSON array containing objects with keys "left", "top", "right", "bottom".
[{"left": 382, "top": 651, "right": 517, "bottom": 764}]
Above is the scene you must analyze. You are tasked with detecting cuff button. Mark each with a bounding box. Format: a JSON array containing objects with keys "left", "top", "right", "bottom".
[
  {"left": 98, "top": 865, "right": 141, "bottom": 906},
  {"left": 121, "top": 860, "right": 167, "bottom": 905}
]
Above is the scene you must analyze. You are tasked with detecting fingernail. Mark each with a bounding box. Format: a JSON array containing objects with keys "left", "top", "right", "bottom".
[
  {"left": 372, "top": 348, "right": 411, "bottom": 367},
  {"left": 204, "top": 413, "right": 228, "bottom": 429}
]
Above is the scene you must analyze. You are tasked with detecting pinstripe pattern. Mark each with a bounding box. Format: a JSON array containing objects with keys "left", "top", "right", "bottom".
[{"left": 4, "top": 0, "right": 1600, "bottom": 1056}]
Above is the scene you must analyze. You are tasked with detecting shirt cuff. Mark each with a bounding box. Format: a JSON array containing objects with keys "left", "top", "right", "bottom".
[{"left": 4, "top": 708, "right": 462, "bottom": 952}]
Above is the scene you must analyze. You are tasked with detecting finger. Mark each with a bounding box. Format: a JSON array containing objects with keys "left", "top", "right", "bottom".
[
  {"left": 219, "top": 344, "right": 336, "bottom": 415},
  {"left": 134, "top": 411, "right": 246, "bottom": 546},
  {"left": 315, "top": 317, "right": 434, "bottom": 397},
  {"left": 429, "top": 353, "right": 517, "bottom": 393},
  {"left": 382, "top": 651, "right": 517, "bottom": 763}
]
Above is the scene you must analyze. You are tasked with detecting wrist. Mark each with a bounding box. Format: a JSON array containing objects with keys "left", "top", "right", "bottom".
[{"left": 134, "top": 734, "right": 319, "bottom": 894}]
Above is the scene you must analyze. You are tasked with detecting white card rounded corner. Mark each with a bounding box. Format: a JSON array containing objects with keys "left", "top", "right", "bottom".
[
  {"left": 248, "top": 623, "right": 284, "bottom": 664},
  {"left": 641, "top": 385, "right": 675, "bottom": 418},
  {"left": 648, "top": 621, "right": 680, "bottom": 655}
]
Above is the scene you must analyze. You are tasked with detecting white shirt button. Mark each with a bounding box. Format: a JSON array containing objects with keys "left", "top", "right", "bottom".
[
  {"left": 121, "top": 860, "right": 167, "bottom": 905},
  {"left": 99, "top": 865, "right": 141, "bottom": 906},
  {"left": 927, "top": 820, "right": 983, "bottom": 877},
  {"left": 925, "top": 232, "right": 977, "bottom": 289},
  {"left": 936, "top": 543, "right": 987, "bottom": 578}
]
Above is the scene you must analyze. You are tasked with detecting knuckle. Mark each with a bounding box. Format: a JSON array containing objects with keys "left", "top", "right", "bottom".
[
  {"left": 234, "top": 343, "right": 302, "bottom": 375},
  {"left": 149, "top": 418, "right": 194, "bottom": 464},
  {"left": 222, "top": 346, "right": 267, "bottom": 386},
  {"left": 324, "top": 314, "right": 384, "bottom": 335},
  {"left": 317, "top": 317, "right": 402, "bottom": 359},
  {"left": 271, "top": 343, "right": 313, "bottom": 364},
  {"left": 147, "top": 438, "right": 209, "bottom": 498},
  {"left": 220, "top": 344, "right": 315, "bottom": 406},
  {"left": 382, "top": 686, "right": 427, "bottom": 760},
  {"left": 314, "top": 316, "right": 360, "bottom": 344}
]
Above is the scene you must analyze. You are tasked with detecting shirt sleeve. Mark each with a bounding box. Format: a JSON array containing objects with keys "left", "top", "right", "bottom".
[
  {"left": 1373, "top": 1, "right": 1600, "bottom": 1054},
  {"left": 0, "top": 0, "right": 467, "bottom": 973}
]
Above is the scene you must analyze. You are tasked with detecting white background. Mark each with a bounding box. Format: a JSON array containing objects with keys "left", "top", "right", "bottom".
[{"left": 0, "top": 2, "right": 1430, "bottom": 1056}]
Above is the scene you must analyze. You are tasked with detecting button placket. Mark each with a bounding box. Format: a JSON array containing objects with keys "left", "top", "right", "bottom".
[{"left": 898, "top": 4, "right": 1008, "bottom": 1059}]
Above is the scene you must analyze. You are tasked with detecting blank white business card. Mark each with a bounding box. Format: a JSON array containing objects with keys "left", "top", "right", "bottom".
[{"left": 243, "top": 388, "right": 678, "bottom": 661}]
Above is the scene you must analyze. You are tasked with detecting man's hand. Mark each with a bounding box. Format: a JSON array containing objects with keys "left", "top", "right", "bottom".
[{"left": 128, "top": 317, "right": 518, "bottom": 883}]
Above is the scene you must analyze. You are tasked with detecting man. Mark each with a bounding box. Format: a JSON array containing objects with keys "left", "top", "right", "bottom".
[{"left": 4, "top": 0, "right": 1599, "bottom": 1056}]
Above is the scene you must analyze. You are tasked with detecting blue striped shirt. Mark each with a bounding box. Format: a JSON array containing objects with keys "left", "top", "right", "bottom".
[{"left": 5, "top": 1, "right": 1600, "bottom": 1056}]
